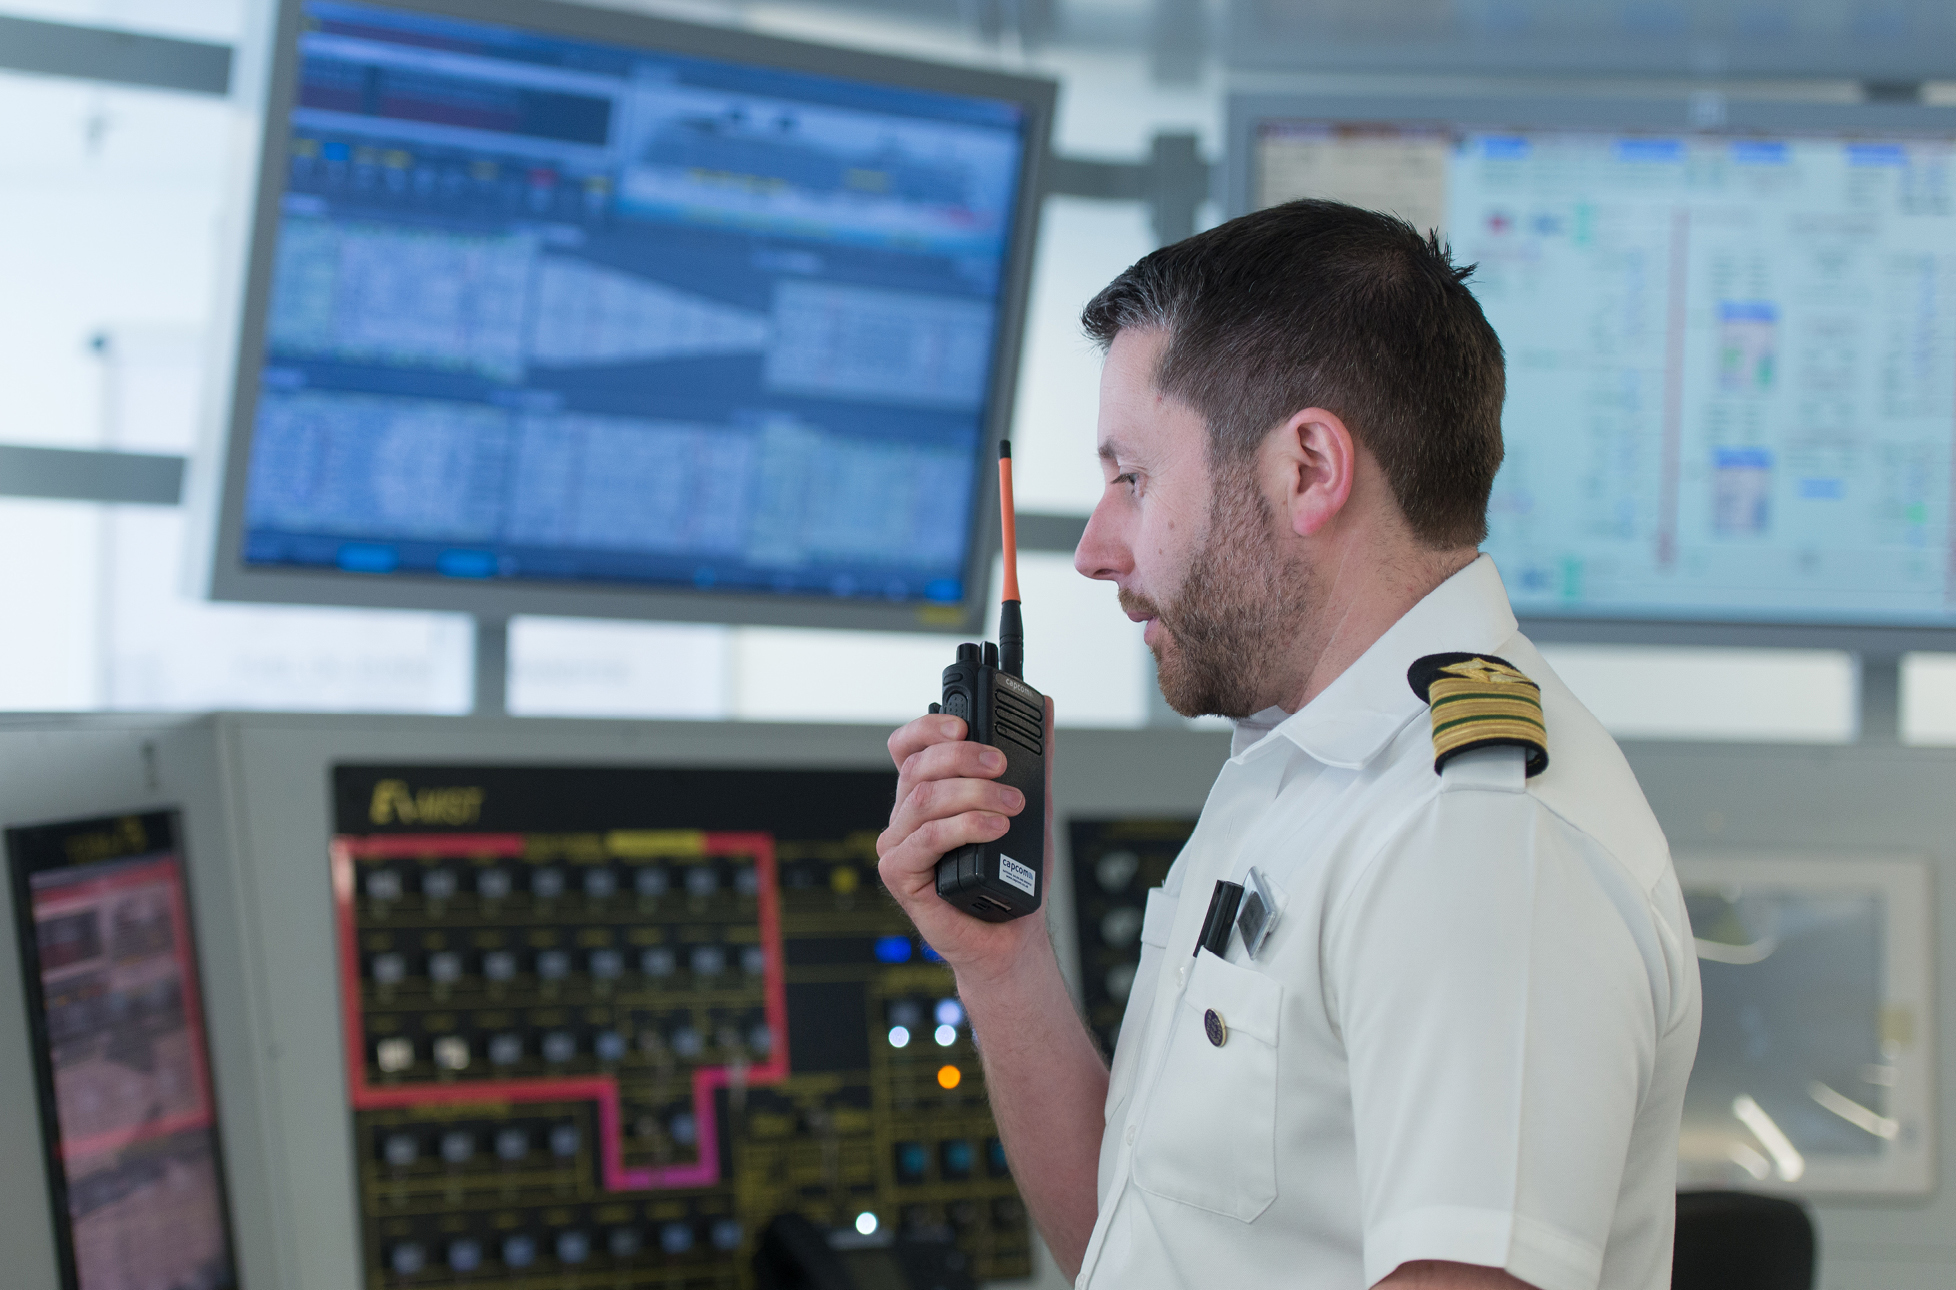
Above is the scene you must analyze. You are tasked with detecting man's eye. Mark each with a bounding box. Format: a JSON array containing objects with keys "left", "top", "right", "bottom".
[{"left": 1115, "top": 473, "right": 1139, "bottom": 492}]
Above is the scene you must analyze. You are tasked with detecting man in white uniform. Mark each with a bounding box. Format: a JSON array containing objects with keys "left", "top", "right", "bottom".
[{"left": 876, "top": 201, "right": 1701, "bottom": 1290}]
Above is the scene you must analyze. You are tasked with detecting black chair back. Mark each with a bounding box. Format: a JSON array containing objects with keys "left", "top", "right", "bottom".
[{"left": 1673, "top": 1190, "right": 1815, "bottom": 1290}]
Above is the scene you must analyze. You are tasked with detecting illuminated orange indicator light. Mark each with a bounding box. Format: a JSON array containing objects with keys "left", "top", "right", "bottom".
[{"left": 937, "top": 1064, "right": 962, "bottom": 1090}]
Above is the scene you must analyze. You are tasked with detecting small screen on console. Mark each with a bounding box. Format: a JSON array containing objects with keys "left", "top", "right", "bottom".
[{"left": 6, "top": 811, "right": 238, "bottom": 1290}]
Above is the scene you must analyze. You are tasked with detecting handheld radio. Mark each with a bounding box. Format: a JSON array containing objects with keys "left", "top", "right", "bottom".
[{"left": 931, "top": 442, "right": 1046, "bottom": 923}]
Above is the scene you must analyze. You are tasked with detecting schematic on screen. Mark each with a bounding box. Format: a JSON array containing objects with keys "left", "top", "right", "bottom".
[
  {"left": 331, "top": 764, "right": 1028, "bottom": 1288},
  {"left": 240, "top": 1, "right": 1034, "bottom": 606},
  {"left": 1254, "top": 119, "right": 1956, "bottom": 628},
  {"left": 6, "top": 811, "right": 240, "bottom": 1290}
]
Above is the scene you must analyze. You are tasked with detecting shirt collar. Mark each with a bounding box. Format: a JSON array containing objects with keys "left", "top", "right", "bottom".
[{"left": 1230, "top": 554, "right": 1518, "bottom": 769}]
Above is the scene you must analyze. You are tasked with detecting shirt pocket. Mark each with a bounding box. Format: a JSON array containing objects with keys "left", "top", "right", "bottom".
[
  {"left": 1105, "top": 887, "right": 1178, "bottom": 1119},
  {"left": 1131, "top": 949, "right": 1283, "bottom": 1222}
]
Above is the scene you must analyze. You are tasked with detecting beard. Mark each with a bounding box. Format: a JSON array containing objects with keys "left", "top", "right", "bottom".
[{"left": 1119, "top": 473, "right": 1315, "bottom": 719}]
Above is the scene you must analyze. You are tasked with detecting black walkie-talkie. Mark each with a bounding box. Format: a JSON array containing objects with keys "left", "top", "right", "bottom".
[{"left": 932, "top": 442, "right": 1045, "bottom": 923}]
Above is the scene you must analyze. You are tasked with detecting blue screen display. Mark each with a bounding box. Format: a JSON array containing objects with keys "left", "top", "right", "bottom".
[{"left": 242, "top": 1, "right": 1031, "bottom": 606}]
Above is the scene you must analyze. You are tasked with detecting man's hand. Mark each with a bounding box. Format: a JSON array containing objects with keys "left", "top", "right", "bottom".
[{"left": 876, "top": 701, "right": 1055, "bottom": 977}]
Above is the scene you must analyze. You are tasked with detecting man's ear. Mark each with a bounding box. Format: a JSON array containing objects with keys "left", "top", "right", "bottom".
[{"left": 1271, "top": 407, "right": 1356, "bottom": 538}]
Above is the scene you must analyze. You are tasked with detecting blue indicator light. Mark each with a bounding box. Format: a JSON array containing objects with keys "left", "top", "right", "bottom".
[
  {"left": 873, "top": 934, "right": 914, "bottom": 964},
  {"left": 1614, "top": 138, "right": 1682, "bottom": 164},
  {"left": 1847, "top": 143, "right": 1907, "bottom": 167},
  {"left": 919, "top": 941, "right": 944, "bottom": 963},
  {"left": 337, "top": 543, "right": 399, "bottom": 574},
  {"left": 1731, "top": 141, "right": 1788, "bottom": 165},
  {"left": 437, "top": 549, "right": 496, "bottom": 578},
  {"left": 925, "top": 578, "right": 962, "bottom": 602}
]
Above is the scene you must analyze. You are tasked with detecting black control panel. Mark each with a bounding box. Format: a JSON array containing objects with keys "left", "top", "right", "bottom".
[
  {"left": 1067, "top": 818, "right": 1197, "bottom": 1053},
  {"left": 334, "top": 765, "right": 1029, "bottom": 1289}
]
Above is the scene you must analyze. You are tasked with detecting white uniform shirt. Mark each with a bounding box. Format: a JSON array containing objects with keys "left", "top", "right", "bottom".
[{"left": 1078, "top": 557, "right": 1702, "bottom": 1290}]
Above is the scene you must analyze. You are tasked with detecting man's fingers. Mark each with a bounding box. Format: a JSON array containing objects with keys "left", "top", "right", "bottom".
[
  {"left": 878, "top": 810, "right": 1012, "bottom": 885},
  {"left": 899, "top": 738, "right": 1005, "bottom": 790},
  {"left": 888, "top": 713, "right": 967, "bottom": 768},
  {"left": 893, "top": 739, "right": 1007, "bottom": 817},
  {"left": 882, "top": 776, "right": 1025, "bottom": 856}
]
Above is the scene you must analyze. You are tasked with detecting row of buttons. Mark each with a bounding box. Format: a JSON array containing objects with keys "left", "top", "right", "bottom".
[
  {"left": 372, "top": 1020, "right": 774, "bottom": 1073},
  {"left": 378, "top": 1122, "right": 581, "bottom": 1167},
  {"left": 376, "top": 1107, "right": 702, "bottom": 1166},
  {"left": 896, "top": 1198, "right": 1024, "bottom": 1234},
  {"left": 386, "top": 1218, "right": 742, "bottom": 1275},
  {"left": 368, "top": 943, "right": 766, "bottom": 986},
  {"left": 363, "top": 864, "right": 756, "bottom": 903},
  {"left": 892, "top": 1137, "right": 1009, "bottom": 1184}
]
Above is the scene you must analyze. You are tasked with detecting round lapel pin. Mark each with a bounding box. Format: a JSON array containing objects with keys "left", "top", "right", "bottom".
[{"left": 1203, "top": 1008, "right": 1227, "bottom": 1047}]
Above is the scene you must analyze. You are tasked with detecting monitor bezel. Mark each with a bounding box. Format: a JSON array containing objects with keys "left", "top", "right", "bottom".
[
  {"left": 5, "top": 808, "right": 243, "bottom": 1290},
  {"left": 1225, "top": 4, "right": 1956, "bottom": 80},
  {"left": 1227, "top": 92, "right": 1956, "bottom": 652},
  {"left": 200, "top": 0, "right": 1056, "bottom": 634}
]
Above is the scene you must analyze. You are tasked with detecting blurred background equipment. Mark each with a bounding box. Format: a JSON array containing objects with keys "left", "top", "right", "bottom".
[
  {"left": 1674, "top": 855, "right": 1932, "bottom": 1194},
  {"left": 1229, "top": 93, "right": 1956, "bottom": 647}
]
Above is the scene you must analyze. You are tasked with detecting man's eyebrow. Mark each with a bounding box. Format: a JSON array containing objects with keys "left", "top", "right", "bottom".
[{"left": 1097, "top": 438, "right": 1130, "bottom": 464}]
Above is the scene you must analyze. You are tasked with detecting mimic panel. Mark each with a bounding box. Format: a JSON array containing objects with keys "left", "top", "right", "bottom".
[
  {"left": 332, "top": 765, "right": 1026, "bottom": 1289},
  {"left": 1066, "top": 819, "right": 1195, "bottom": 1054}
]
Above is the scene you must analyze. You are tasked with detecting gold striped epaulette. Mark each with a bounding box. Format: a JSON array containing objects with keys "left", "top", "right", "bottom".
[{"left": 1406, "top": 653, "right": 1549, "bottom": 778}]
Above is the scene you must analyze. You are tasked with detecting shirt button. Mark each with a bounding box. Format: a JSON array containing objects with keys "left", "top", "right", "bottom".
[{"left": 1125, "top": 1124, "right": 1137, "bottom": 1145}]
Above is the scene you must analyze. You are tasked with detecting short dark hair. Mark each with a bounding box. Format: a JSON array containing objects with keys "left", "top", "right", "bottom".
[{"left": 1080, "top": 199, "right": 1506, "bottom": 548}]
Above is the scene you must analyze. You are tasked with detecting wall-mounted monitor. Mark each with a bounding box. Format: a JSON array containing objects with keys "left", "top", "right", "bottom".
[
  {"left": 1228, "top": 0, "right": 1956, "bottom": 81},
  {"left": 6, "top": 810, "right": 241, "bottom": 1290},
  {"left": 201, "top": 0, "right": 1052, "bottom": 633},
  {"left": 1674, "top": 853, "right": 1933, "bottom": 1194},
  {"left": 1229, "top": 95, "right": 1956, "bottom": 648}
]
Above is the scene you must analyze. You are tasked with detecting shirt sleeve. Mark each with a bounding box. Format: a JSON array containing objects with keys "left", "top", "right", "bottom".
[{"left": 1325, "top": 767, "right": 1662, "bottom": 1290}]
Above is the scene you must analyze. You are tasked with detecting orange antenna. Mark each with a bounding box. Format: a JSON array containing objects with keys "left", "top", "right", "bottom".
[
  {"left": 998, "top": 441, "right": 1020, "bottom": 603},
  {"left": 997, "top": 441, "right": 1024, "bottom": 677}
]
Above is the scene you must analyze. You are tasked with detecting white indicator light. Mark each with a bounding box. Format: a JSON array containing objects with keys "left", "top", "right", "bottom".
[
  {"left": 935, "top": 998, "right": 965, "bottom": 1027},
  {"left": 855, "top": 1212, "right": 878, "bottom": 1236},
  {"left": 934, "top": 1023, "right": 957, "bottom": 1047},
  {"left": 887, "top": 1025, "right": 911, "bottom": 1049}
]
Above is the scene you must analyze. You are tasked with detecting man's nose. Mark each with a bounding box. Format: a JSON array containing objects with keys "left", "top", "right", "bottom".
[{"left": 1074, "top": 496, "right": 1130, "bottom": 582}]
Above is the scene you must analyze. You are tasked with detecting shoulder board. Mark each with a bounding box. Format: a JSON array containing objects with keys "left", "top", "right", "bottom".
[{"left": 1406, "top": 652, "right": 1549, "bottom": 778}]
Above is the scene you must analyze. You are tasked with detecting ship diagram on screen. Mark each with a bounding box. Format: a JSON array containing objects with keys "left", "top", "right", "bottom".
[
  {"left": 331, "top": 765, "right": 1028, "bottom": 1289},
  {"left": 241, "top": 1, "right": 1029, "bottom": 605},
  {"left": 1257, "top": 120, "right": 1956, "bottom": 625}
]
